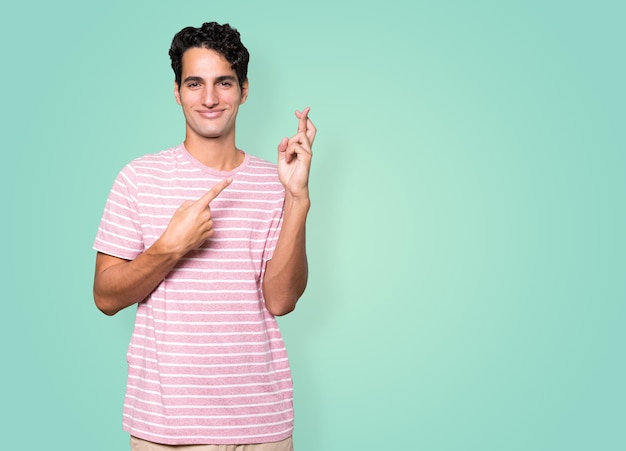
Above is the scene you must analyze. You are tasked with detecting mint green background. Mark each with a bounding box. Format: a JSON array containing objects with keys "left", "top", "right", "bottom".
[{"left": 2, "top": 1, "right": 624, "bottom": 450}]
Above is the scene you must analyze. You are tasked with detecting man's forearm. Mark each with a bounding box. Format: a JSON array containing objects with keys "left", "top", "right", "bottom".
[
  {"left": 262, "top": 195, "right": 310, "bottom": 316},
  {"left": 93, "top": 244, "right": 182, "bottom": 316}
]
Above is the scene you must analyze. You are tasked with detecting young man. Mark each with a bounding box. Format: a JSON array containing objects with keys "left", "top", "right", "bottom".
[{"left": 93, "top": 22, "right": 315, "bottom": 450}]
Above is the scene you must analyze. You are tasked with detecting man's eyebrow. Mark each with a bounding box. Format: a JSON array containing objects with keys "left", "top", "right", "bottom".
[
  {"left": 182, "top": 75, "right": 237, "bottom": 84},
  {"left": 182, "top": 76, "right": 204, "bottom": 84},
  {"left": 215, "top": 75, "right": 238, "bottom": 83}
]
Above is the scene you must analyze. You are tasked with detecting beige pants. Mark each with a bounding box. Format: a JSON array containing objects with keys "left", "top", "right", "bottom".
[{"left": 130, "top": 436, "right": 293, "bottom": 451}]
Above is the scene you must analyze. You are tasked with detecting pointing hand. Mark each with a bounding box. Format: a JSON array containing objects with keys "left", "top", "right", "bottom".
[{"left": 158, "top": 177, "right": 233, "bottom": 256}]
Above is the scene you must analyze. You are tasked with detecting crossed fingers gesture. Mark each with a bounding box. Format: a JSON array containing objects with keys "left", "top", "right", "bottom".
[{"left": 277, "top": 107, "right": 316, "bottom": 198}]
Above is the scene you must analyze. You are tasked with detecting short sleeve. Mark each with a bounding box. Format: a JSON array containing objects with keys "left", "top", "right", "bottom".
[
  {"left": 260, "top": 192, "right": 285, "bottom": 275},
  {"left": 93, "top": 164, "right": 144, "bottom": 260}
]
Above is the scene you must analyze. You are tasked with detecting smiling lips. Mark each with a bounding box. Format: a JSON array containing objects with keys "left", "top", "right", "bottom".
[{"left": 198, "top": 109, "right": 225, "bottom": 119}]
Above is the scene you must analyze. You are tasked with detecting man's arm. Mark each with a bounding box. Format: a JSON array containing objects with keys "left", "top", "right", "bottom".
[
  {"left": 263, "top": 108, "right": 316, "bottom": 316},
  {"left": 93, "top": 178, "right": 232, "bottom": 316}
]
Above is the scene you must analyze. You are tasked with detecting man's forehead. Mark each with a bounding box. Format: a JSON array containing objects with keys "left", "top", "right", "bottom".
[{"left": 181, "top": 47, "right": 233, "bottom": 72}]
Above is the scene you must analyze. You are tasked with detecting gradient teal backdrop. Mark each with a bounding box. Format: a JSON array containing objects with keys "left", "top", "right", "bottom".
[{"left": 2, "top": 1, "right": 624, "bottom": 450}]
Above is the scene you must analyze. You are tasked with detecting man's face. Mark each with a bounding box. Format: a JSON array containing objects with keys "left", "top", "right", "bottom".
[{"left": 174, "top": 47, "right": 248, "bottom": 143}]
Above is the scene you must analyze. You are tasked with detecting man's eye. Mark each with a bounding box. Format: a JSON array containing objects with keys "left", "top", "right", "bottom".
[
  {"left": 219, "top": 81, "right": 232, "bottom": 87},
  {"left": 187, "top": 82, "right": 200, "bottom": 88}
]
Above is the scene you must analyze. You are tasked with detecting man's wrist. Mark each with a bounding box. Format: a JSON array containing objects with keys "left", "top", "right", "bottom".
[
  {"left": 148, "top": 237, "right": 186, "bottom": 263},
  {"left": 284, "top": 191, "right": 311, "bottom": 212}
]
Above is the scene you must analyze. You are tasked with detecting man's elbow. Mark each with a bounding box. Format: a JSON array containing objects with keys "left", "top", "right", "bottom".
[
  {"left": 266, "top": 301, "right": 297, "bottom": 317},
  {"left": 93, "top": 290, "right": 121, "bottom": 317},
  {"left": 263, "top": 289, "right": 302, "bottom": 316},
  {"left": 263, "top": 280, "right": 306, "bottom": 316}
]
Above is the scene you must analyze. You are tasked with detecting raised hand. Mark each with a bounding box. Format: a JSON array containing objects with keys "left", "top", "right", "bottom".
[
  {"left": 157, "top": 177, "right": 233, "bottom": 256},
  {"left": 277, "top": 107, "right": 316, "bottom": 198}
]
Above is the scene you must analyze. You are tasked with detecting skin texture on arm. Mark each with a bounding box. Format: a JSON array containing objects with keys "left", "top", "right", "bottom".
[
  {"left": 93, "top": 178, "right": 232, "bottom": 316},
  {"left": 262, "top": 107, "right": 316, "bottom": 316}
]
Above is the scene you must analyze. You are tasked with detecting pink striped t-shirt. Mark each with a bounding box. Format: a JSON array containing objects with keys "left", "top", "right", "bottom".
[{"left": 93, "top": 145, "right": 293, "bottom": 445}]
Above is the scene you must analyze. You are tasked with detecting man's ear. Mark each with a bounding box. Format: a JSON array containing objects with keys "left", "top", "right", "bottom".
[
  {"left": 240, "top": 79, "right": 249, "bottom": 104},
  {"left": 174, "top": 81, "right": 181, "bottom": 105}
]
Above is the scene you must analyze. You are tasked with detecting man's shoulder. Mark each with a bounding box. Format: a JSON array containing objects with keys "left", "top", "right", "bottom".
[
  {"left": 126, "top": 146, "right": 180, "bottom": 168},
  {"left": 244, "top": 154, "right": 278, "bottom": 174},
  {"left": 116, "top": 146, "right": 183, "bottom": 179}
]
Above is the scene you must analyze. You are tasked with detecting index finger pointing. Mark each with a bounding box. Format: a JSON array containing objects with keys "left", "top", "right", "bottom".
[{"left": 197, "top": 177, "right": 233, "bottom": 207}]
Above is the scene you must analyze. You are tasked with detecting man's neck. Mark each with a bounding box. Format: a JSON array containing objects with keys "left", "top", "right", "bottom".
[{"left": 184, "top": 135, "right": 243, "bottom": 172}]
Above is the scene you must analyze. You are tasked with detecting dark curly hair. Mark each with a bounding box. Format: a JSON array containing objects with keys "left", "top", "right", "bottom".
[{"left": 169, "top": 22, "right": 249, "bottom": 91}]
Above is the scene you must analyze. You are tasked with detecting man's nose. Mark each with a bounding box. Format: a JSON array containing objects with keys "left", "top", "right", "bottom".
[{"left": 203, "top": 86, "right": 218, "bottom": 107}]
